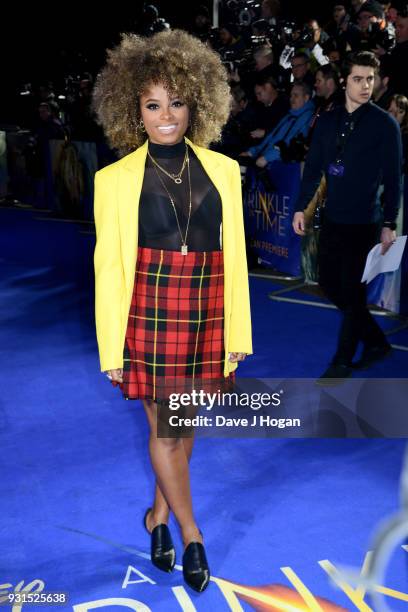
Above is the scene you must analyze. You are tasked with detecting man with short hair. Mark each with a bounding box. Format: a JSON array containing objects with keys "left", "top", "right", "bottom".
[
  {"left": 314, "top": 63, "right": 342, "bottom": 109},
  {"left": 293, "top": 51, "right": 402, "bottom": 383},
  {"left": 308, "top": 63, "right": 343, "bottom": 140},
  {"left": 252, "top": 45, "right": 284, "bottom": 86},
  {"left": 254, "top": 46, "right": 275, "bottom": 72},
  {"left": 252, "top": 76, "right": 290, "bottom": 137},
  {"left": 372, "top": 57, "right": 393, "bottom": 108},
  {"left": 291, "top": 52, "right": 315, "bottom": 90},
  {"left": 241, "top": 81, "right": 315, "bottom": 167}
]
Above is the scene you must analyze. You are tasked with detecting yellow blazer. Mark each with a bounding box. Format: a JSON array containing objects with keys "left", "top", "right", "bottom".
[{"left": 93, "top": 136, "right": 253, "bottom": 377}]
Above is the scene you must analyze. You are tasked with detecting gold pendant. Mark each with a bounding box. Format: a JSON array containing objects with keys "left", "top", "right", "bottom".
[
  {"left": 174, "top": 178, "right": 182, "bottom": 184},
  {"left": 181, "top": 244, "right": 188, "bottom": 255}
]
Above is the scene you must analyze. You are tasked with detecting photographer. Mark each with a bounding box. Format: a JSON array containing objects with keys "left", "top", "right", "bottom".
[
  {"left": 67, "top": 78, "right": 102, "bottom": 141},
  {"left": 219, "top": 22, "right": 247, "bottom": 57},
  {"left": 261, "top": 0, "right": 281, "bottom": 25},
  {"left": 215, "top": 85, "right": 259, "bottom": 157},
  {"left": 388, "top": 93, "right": 408, "bottom": 173},
  {"left": 253, "top": 46, "right": 280, "bottom": 82},
  {"left": 355, "top": 0, "right": 395, "bottom": 51},
  {"left": 372, "top": 56, "right": 394, "bottom": 108},
  {"left": 191, "top": 5, "right": 212, "bottom": 42},
  {"left": 314, "top": 63, "right": 343, "bottom": 112},
  {"left": 240, "top": 81, "right": 314, "bottom": 167},
  {"left": 306, "top": 19, "right": 331, "bottom": 48},
  {"left": 325, "top": 3, "right": 361, "bottom": 54},
  {"left": 252, "top": 75, "right": 289, "bottom": 136},
  {"left": 290, "top": 52, "right": 316, "bottom": 91}
]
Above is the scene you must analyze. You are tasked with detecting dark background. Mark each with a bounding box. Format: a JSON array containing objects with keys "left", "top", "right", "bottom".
[
  {"left": 1, "top": 1, "right": 331, "bottom": 119},
  {"left": 3, "top": 1, "right": 332, "bottom": 76}
]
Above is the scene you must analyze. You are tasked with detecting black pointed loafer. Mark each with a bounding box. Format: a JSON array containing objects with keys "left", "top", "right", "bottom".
[
  {"left": 182, "top": 540, "right": 210, "bottom": 592},
  {"left": 143, "top": 507, "right": 176, "bottom": 573}
]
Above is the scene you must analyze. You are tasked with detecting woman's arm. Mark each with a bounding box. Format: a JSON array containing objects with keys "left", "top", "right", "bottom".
[{"left": 94, "top": 169, "right": 126, "bottom": 372}]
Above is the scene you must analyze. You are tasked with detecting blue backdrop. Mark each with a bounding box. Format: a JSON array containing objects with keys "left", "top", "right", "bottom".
[{"left": 243, "top": 161, "right": 302, "bottom": 276}]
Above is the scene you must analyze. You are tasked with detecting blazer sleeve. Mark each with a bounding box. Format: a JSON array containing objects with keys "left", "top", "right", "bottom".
[
  {"left": 93, "top": 169, "right": 126, "bottom": 372},
  {"left": 228, "top": 160, "right": 253, "bottom": 355}
]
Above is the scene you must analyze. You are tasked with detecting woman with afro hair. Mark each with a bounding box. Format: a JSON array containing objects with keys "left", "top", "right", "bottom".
[{"left": 92, "top": 28, "right": 252, "bottom": 592}]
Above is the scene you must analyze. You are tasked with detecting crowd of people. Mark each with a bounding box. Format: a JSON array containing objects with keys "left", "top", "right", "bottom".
[
  {"left": 210, "top": 0, "right": 408, "bottom": 172},
  {"left": 5, "top": 0, "right": 408, "bottom": 201}
]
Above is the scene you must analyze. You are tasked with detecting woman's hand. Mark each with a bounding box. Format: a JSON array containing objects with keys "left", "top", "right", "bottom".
[
  {"left": 229, "top": 352, "right": 247, "bottom": 362},
  {"left": 106, "top": 368, "right": 123, "bottom": 383}
]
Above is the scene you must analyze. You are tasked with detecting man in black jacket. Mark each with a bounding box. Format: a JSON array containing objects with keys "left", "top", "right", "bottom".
[{"left": 292, "top": 51, "right": 402, "bottom": 383}]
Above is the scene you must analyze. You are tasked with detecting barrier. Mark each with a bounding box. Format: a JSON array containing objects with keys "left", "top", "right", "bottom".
[
  {"left": 400, "top": 177, "right": 408, "bottom": 316},
  {"left": 244, "top": 161, "right": 408, "bottom": 316},
  {"left": 0, "top": 131, "right": 8, "bottom": 198},
  {"left": 47, "top": 139, "right": 98, "bottom": 219},
  {"left": 243, "top": 161, "right": 302, "bottom": 277}
]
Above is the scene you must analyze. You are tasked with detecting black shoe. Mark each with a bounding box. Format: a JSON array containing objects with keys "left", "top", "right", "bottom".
[
  {"left": 352, "top": 343, "right": 392, "bottom": 370},
  {"left": 316, "top": 362, "right": 353, "bottom": 386},
  {"left": 143, "top": 507, "right": 176, "bottom": 573},
  {"left": 182, "top": 534, "right": 210, "bottom": 593}
]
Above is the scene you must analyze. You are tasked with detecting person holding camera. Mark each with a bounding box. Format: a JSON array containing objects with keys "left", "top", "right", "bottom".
[
  {"left": 355, "top": 0, "right": 395, "bottom": 52},
  {"left": 240, "top": 81, "right": 314, "bottom": 167},
  {"left": 92, "top": 29, "right": 252, "bottom": 592},
  {"left": 292, "top": 51, "right": 402, "bottom": 383},
  {"left": 326, "top": 4, "right": 360, "bottom": 54}
]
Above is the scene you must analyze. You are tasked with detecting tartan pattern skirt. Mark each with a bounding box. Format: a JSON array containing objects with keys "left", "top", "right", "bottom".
[{"left": 114, "top": 246, "right": 234, "bottom": 401}]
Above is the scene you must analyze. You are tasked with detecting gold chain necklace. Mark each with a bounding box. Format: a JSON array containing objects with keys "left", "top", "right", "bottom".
[
  {"left": 147, "top": 146, "right": 188, "bottom": 184},
  {"left": 152, "top": 148, "right": 192, "bottom": 255}
]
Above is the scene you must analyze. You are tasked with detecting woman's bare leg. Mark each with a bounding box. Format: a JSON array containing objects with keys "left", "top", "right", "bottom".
[
  {"left": 142, "top": 399, "right": 202, "bottom": 547},
  {"left": 149, "top": 438, "right": 194, "bottom": 525}
]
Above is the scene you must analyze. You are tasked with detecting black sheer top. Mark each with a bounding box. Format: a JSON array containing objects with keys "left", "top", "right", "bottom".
[{"left": 138, "top": 139, "right": 222, "bottom": 251}]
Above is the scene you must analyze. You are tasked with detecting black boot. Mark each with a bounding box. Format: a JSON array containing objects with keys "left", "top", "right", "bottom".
[
  {"left": 182, "top": 533, "right": 210, "bottom": 592},
  {"left": 143, "top": 507, "right": 176, "bottom": 572}
]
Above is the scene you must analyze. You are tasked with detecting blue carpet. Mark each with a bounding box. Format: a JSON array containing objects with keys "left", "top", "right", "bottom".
[{"left": 1, "top": 208, "right": 408, "bottom": 610}]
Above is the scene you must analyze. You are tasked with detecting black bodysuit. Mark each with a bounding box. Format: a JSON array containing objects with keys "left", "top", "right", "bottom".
[{"left": 138, "top": 139, "right": 222, "bottom": 251}]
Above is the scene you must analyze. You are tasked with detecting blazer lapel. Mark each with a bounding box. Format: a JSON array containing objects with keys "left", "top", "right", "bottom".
[{"left": 118, "top": 141, "right": 148, "bottom": 300}]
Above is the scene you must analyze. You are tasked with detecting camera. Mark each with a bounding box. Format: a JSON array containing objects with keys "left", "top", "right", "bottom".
[{"left": 277, "top": 134, "right": 309, "bottom": 163}]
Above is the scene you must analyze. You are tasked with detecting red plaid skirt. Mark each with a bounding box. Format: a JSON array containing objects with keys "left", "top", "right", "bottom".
[{"left": 114, "top": 246, "right": 234, "bottom": 401}]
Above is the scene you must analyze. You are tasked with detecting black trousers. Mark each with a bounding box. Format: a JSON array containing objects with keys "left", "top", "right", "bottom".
[{"left": 318, "top": 220, "right": 387, "bottom": 365}]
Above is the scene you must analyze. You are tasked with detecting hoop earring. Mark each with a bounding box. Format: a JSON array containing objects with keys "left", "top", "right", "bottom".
[{"left": 137, "top": 119, "right": 146, "bottom": 132}]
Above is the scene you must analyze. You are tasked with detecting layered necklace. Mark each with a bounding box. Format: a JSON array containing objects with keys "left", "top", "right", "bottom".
[{"left": 147, "top": 143, "right": 192, "bottom": 255}]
